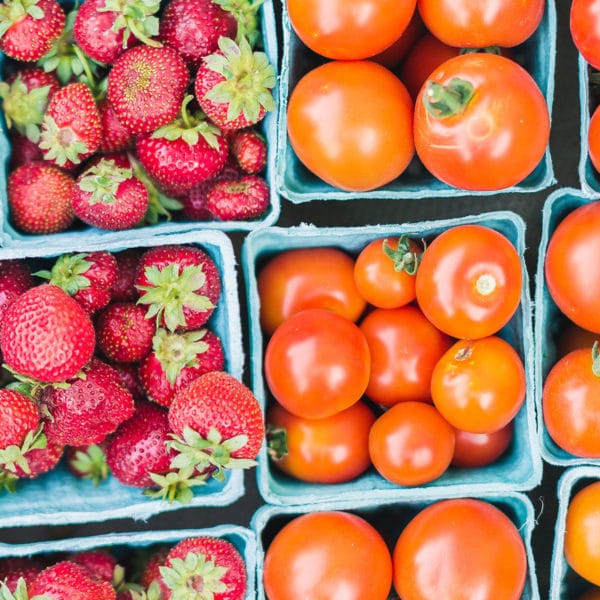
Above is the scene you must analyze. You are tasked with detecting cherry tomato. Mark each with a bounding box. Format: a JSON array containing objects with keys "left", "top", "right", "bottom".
[
  {"left": 266, "top": 400, "right": 375, "bottom": 484},
  {"left": 413, "top": 53, "right": 550, "bottom": 191},
  {"left": 417, "top": 0, "right": 544, "bottom": 48},
  {"left": 451, "top": 421, "right": 514, "bottom": 468},
  {"left": 545, "top": 201, "right": 600, "bottom": 333},
  {"left": 257, "top": 246, "right": 366, "bottom": 336},
  {"left": 393, "top": 498, "right": 528, "bottom": 599},
  {"left": 263, "top": 510, "right": 393, "bottom": 600},
  {"left": 368, "top": 401, "right": 455, "bottom": 486},
  {"left": 286, "top": 0, "right": 417, "bottom": 60},
  {"left": 415, "top": 224, "right": 522, "bottom": 339},
  {"left": 565, "top": 481, "right": 600, "bottom": 587},
  {"left": 264, "top": 308, "right": 371, "bottom": 420},
  {"left": 370, "top": 10, "right": 424, "bottom": 69},
  {"left": 557, "top": 323, "right": 598, "bottom": 358},
  {"left": 359, "top": 305, "right": 452, "bottom": 406},
  {"left": 287, "top": 60, "right": 414, "bottom": 192},
  {"left": 589, "top": 105, "right": 600, "bottom": 173},
  {"left": 431, "top": 336, "right": 526, "bottom": 434},
  {"left": 571, "top": 0, "right": 600, "bottom": 70}
]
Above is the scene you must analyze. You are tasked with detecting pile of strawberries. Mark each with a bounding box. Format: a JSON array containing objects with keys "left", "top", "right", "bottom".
[
  {"left": 0, "top": 0, "right": 275, "bottom": 234},
  {"left": 0, "top": 244, "right": 264, "bottom": 502}
]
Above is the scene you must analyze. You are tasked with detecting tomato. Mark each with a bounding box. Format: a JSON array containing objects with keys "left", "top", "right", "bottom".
[
  {"left": 286, "top": 0, "right": 417, "bottom": 60},
  {"left": 264, "top": 308, "right": 370, "bottom": 420},
  {"left": 415, "top": 224, "right": 522, "bottom": 339},
  {"left": 266, "top": 400, "right": 375, "bottom": 484},
  {"left": 565, "top": 481, "right": 600, "bottom": 587},
  {"left": 451, "top": 421, "right": 514, "bottom": 468},
  {"left": 413, "top": 53, "right": 550, "bottom": 191},
  {"left": 557, "top": 323, "right": 598, "bottom": 358},
  {"left": 542, "top": 346, "right": 600, "bottom": 457},
  {"left": 417, "top": 0, "right": 544, "bottom": 48},
  {"left": 545, "top": 201, "right": 600, "bottom": 333},
  {"left": 359, "top": 305, "right": 452, "bottom": 406},
  {"left": 287, "top": 60, "right": 414, "bottom": 192},
  {"left": 578, "top": 588, "right": 600, "bottom": 600},
  {"left": 257, "top": 246, "right": 366, "bottom": 336},
  {"left": 370, "top": 9, "right": 424, "bottom": 69},
  {"left": 589, "top": 105, "right": 600, "bottom": 173},
  {"left": 368, "top": 401, "right": 455, "bottom": 486},
  {"left": 431, "top": 336, "right": 526, "bottom": 434},
  {"left": 263, "top": 510, "right": 393, "bottom": 600},
  {"left": 393, "top": 498, "right": 528, "bottom": 599},
  {"left": 571, "top": 0, "right": 600, "bottom": 70}
]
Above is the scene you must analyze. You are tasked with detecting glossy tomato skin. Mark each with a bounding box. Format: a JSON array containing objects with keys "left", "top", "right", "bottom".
[
  {"left": 257, "top": 247, "right": 366, "bottom": 336},
  {"left": 393, "top": 498, "right": 527, "bottom": 600},
  {"left": 287, "top": 0, "right": 417, "bottom": 60},
  {"left": 413, "top": 53, "right": 550, "bottom": 191},
  {"left": 264, "top": 308, "right": 371, "bottom": 420},
  {"left": 451, "top": 421, "right": 513, "bottom": 468},
  {"left": 368, "top": 401, "right": 455, "bottom": 486},
  {"left": 431, "top": 336, "right": 526, "bottom": 434},
  {"left": 589, "top": 105, "right": 600, "bottom": 173},
  {"left": 360, "top": 305, "right": 452, "bottom": 406},
  {"left": 287, "top": 61, "right": 414, "bottom": 192},
  {"left": 545, "top": 201, "right": 600, "bottom": 333},
  {"left": 370, "top": 10, "right": 424, "bottom": 69},
  {"left": 417, "top": 0, "right": 544, "bottom": 47},
  {"left": 571, "top": 0, "right": 600, "bottom": 70},
  {"left": 415, "top": 224, "right": 522, "bottom": 339},
  {"left": 266, "top": 400, "right": 375, "bottom": 484},
  {"left": 263, "top": 511, "right": 393, "bottom": 600}
]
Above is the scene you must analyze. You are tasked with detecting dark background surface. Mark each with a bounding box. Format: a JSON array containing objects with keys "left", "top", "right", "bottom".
[{"left": 0, "top": 1, "right": 581, "bottom": 597}]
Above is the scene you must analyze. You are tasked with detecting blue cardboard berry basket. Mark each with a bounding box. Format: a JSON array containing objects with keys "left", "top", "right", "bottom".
[
  {"left": 241, "top": 211, "right": 542, "bottom": 506},
  {"left": 0, "top": 525, "right": 256, "bottom": 599},
  {"left": 251, "top": 492, "right": 540, "bottom": 600},
  {"left": 578, "top": 52, "right": 600, "bottom": 195},
  {"left": 275, "top": 0, "right": 556, "bottom": 203},
  {"left": 0, "top": 0, "right": 280, "bottom": 248},
  {"left": 0, "top": 229, "right": 245, "bottom": 527}
]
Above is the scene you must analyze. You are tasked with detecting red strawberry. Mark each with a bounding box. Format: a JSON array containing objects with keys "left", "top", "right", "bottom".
[
  {"left": 207, "top": 174, "right": 269, "bottom": 220},
  {"left": 159, "top": 0, "right": 237, "bottom": 66},
  {"left": 135, "top": 245, "right": 221, "bottom": 332},
  {"left": 0, "top": 284, "right": 96, "bottom": 383},
  {"left": 7, "top": 161, "right": 76, "bottom": 233},
  {"left": 0, "top": 259, "right": 34, "bottom": 323},
  {"left": 139, "top": 327, "right": 224, "bottom": 407},
  {"left": 97, "top": 99, "right": 134, "bottom": 154},
  {"left": 0, "top": 557, "right": 42, "bottom": 592},
  {"left": 110, "top": 249, "right": 141, "bottom": 302},
  {"left": 38, "top": 82, "right": 103, "bottom": 169},
  {"left": 41, "top": 358, "right": 135, "bottom": 446},
  {"left": 0, "top": 0, "right": 65, "bottom": 61},
  {"left": 9, "top": 131, "right": 44, "bottom": 168},
  {"left": 110, "top": 362, "right": 146, "bottom": 401},
  {"left": 96, "top": 302, "right": 155, "bottom": 363},
  {"left": 139, "top": 547, "right": 170, "bottom": 590},
  {"left": 66, "top": 442, "right": 110, "bottom": 486},
  {"left": 13, "top": 437, "right": 64, "bottom": 479},
  {"left": 194, "top": 36, "right": 275, "bottom": 131},
  {"left": 69, "top": 550, "right": 118, "bottom": 583},
  {"left": 230, "top": 128, "right": 267, "bottom": 174},
  {"left": 107, "top": 45, "right": 190, "bottom": 136}
]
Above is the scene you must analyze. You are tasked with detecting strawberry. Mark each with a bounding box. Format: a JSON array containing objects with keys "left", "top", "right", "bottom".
[
  {"left": 138, "top": 327, "right": 225, "bottom": 407},
  {"left": 0, "top": 0, "right": 65, "bottom": 61},
  {"left": 135, "top": 245, "right": 221, "bottom": 332},
  {"left": 139, "top": 547, "right": 170, "bottom": 590},
  {"left": 194, "top": 36, "right": 275, "bottom": 131},
  {"left": 207, "top": 174, "right": 269, "bottom": 220},
  {"left": 41, "top": 357, "right": 135, "bottom": 446},
  {"left": 110, "top": 362, "right": 146, "bottom": 401},
  {"left": 97, "top": 99, "right": 134, "bottom": 154},
  {"left": 96, "top": 302, "right": 155, "bottom": 363},
  {"left": 0, "top": 259, "right": 34, "bottom": 323},
  {"left": 0, "top": 558, "right": 42, "bottom": 592},
  {"left": 7, "top": 161, "right": 76, "bottom": 233},
  {"left": 71, "top": 155, "right": 149, "bottom": 231},
  {"left": 12, "top": 437, "right": 64, "bottom": 479},
  {"left": 66, "top": 442, "right": 110, "bottom": 486},
  {"left": 107, "top": 44, "right": 190, "bottom": 136},
  {"left": 9, "top": 131, "right": 44, "bottom": 168},
  {"left": 216, "top": 0, "right": 263, "bottom": 47},
  {"left": 0, "top": 284, "right": 96, "bottom": 383},
  {"left": 159, "top": 0, "right": 237, "bottom": 66},
  {"left": 230, "top": 128, "right": 266, "bottom": 174},
  {"left": 69, "top": 550, "right": 118, "bottom": 583},
  {"left": 110, "top": 249, "right": 140, "bottom": 302}
]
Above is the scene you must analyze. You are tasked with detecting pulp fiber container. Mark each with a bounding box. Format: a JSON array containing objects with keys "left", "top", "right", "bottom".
[
  {"left": 251, "top": 493, "right": 540, "bottom": 600},
  {"left": 242, "top": 211, "right": 542, "bottom": 506},
  {"left": 0, "top": 0, "right": 280, "bottom": 247},
  {"left": 578, "top": 52, "right": 600, "bottom": 195},
  {"left": 0, "top": 229, "right": 244, "bottom": 527},
  {"left": 275, "top": 0, "right": 557, "bottom": 202}
]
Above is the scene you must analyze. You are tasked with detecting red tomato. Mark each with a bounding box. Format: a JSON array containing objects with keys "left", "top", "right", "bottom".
[
  {"left": 589, "top": 105, "right": 600, "bottom": 173},
  {"left": 287, "top": 0, "right": 417, "bottom": 60},
  {"left": 415, "top": 224, "right": 522, "bottom": 339},
  {"left": 264, "top": 308, "right": 371, "bottom": 420},
  {"left": 565, "top": 481, "right": 600, "bottom": 587},
  {"left": 257, "top": 246, "right": 366, "bottom": 336},
  {"left": 417, "top": 0, "right": 544, "bottom": 47},
  {"left": 431, "top": 336, "right": 526, "bottom": 434},
  {"left": 413, "top": 53, "right": 550, "bottom": 191},
  {"left": 266, "top": 400, "right": 375, "bottom": 484},
  {"left": 263, "top": 511, "right": 393, "bottom": 600},
  {"left": 393, "top": 498, "right": 528, "bottom": 599},
  {"left": 370, "top": 10, "right": 424, "bottom": 69},
  {"left": 368, "top": 401, "right": 455, "bottom": 486},
  {"left": 451, "top": 421, "right": 514, "bottom": 468},
  {"left": 545, "top": 201, "right": 600, "bottom": 333},
  {"left": 558, "top": 323, "right": 599, "bottom": 358},
  {"left": 359, "top": 305, "right": 452, "bottom": 406},
  {"left": 571, "top": 0, "right": 600, "bottom": 70},
  {"left": 287, "top": 60, "right": 414, "bottom": 192}
]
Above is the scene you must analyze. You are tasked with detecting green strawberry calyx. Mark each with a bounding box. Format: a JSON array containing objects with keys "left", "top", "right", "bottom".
[
  {"left": 38, "top": 114, "right": 89, "bottom": 167},
  {"left": 0, "top": 576, "right": 53, "bottom": 600},
  {"left": 152, "top": 328, "right": 209, "bottom": 385},
  {"left": 99, "top": 0, "right": 162, "bottom": 48},
  {"left": 215, "top": 0, "right": 264, "bottom": 48},
  {"left": 145, "top": 466, "right": 208, "bottom": 504},
  {"left": 159, "top": 553, "right": 228, "bottom": 599},
  {"left": 130, "top": 581, "right": 162, "bottom": 600},
  {"left": 203, "top": 35, "right": 276, "bottom": 125},
  {"left": 68, "top": 443, "right": 109, "bottom": 486},
  {"left": 0, "top": 0, "right": 46, "bottom": 37},
  {"left": 35, "top": 252, "right": 95, "bottom": 297},
  {"left": 0, "top": 424, "right": 47, "bottom": 477},
  {"left": 77, "top": 159, "right": 134, "bottom": 205}
]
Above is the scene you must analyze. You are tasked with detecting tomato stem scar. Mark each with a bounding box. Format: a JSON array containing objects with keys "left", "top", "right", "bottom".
[
  {"left": 423, "top": 77, "right": 474, "bottom": 118},
  {"left": 475, "top": 273, "right": 496, "bottom": 296}
]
